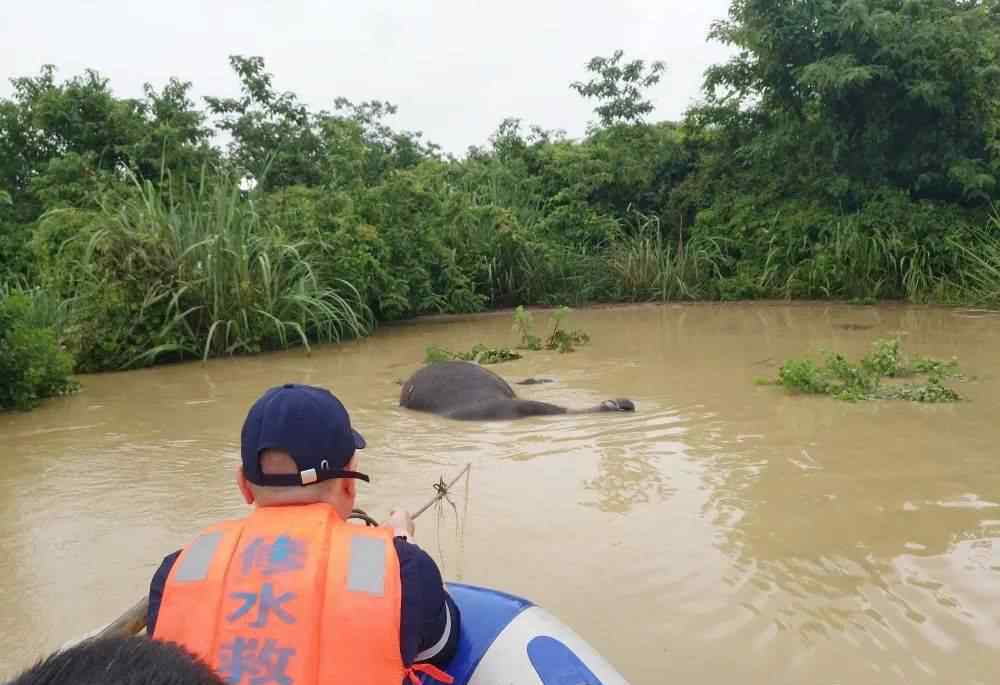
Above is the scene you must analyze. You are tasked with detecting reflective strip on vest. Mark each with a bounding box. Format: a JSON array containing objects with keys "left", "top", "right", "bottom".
[
  {"left": 173, "top": 532, "right": 223, "bottom": 582},
  {"left": 347, "top": 536, "right": 386, "bottom": 596}
]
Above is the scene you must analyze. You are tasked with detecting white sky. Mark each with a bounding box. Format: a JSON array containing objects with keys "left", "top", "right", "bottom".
[{"left": 0, "top": 1, "right": 735, "bottom": 156}]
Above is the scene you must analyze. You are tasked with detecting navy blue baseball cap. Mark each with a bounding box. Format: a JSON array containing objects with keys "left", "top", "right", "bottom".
[{"left": 241, "top": 383, "right": 369, "bottom": 487}]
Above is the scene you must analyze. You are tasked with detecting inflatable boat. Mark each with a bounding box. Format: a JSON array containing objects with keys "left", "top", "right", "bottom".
[
  {"left": 441, "top": 582, "right": 630, "bottom": 685},
  {"left": 64, "top": 581, "right": 631, "bottom": 685}
]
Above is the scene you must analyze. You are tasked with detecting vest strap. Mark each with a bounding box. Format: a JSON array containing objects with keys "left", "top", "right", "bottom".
[{"left": 405, "top": 663, "right": 455, "bottom": 685}]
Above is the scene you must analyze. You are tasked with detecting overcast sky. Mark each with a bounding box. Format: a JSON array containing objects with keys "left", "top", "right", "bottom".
[{"left": 1, "top": 1, "right": 735, "bottom": 156}]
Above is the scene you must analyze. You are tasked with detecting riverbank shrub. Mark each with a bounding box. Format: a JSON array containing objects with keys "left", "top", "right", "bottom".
[
  {"left": 0, "top": 286, "right": 77, "bottom": 410},
  {"left": 64, "top": 171, "right": 374, "bottom": 370}
]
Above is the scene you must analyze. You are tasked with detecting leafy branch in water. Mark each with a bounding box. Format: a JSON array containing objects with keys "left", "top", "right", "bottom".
[
  {"left": 512, "top": 305, "right": 543, "bottom": 350},
  {"left": 759, "top": 338, "right": 964, "bottom": 403},
  {"left": 544, "top": 306, "right": 591, "bottom": 353},
  {"left": 425, "top": 344, "right": 522, "bottom": 365},
  {"left": 512, "top": 305, "right": 590, "bottom": 353}
]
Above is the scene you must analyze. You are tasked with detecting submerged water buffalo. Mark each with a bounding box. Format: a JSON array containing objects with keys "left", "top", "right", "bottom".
[{"left": 399, "top": 360, "right": 635, "bottom": 420}]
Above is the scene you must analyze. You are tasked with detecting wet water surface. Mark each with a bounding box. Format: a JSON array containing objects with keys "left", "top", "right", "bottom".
[{"left": 1, "top": 302, "right": 998, "bottom": 683}]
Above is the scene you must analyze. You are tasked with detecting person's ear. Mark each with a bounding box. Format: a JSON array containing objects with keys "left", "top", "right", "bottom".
[{"left": 237, "top": 465, "right": 255, "bottom": 505}]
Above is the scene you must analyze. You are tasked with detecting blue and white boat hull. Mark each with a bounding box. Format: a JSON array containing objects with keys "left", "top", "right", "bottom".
[
  {"left": 443, "top": 583, "right": 630, "bottom": 685},
  {"left": 63, "top": 582, "right": 631, "bottom": 685}
]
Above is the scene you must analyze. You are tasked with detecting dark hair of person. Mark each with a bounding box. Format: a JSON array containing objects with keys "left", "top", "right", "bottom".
[{"left": 4, "top": 636, "right": 225, "bottom": 685}]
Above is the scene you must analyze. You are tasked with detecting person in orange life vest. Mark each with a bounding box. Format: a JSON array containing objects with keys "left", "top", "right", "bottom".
[{"left": 146, "top": 383, "right": 460, "bottom": 685}]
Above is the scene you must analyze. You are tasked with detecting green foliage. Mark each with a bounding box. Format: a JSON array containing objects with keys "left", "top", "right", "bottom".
[
  {"left": 509, "top": 305, "right": 591, "bottom": 353},
  {"left": 67, "top": 170, "right": 372, "bottom": 371},
  {"left": 424, "top": 344, "right": 522, "bottom": 365},
  {"left": 701, "top": 0, "right": 1000, "bottom": 206},
  {"left": 910, "top": 356, "right": 961, "bottom": 378},
  {"left": 571, "top": 50, "right": 666, "bottom": 127},
  {"left": 512, "top": 305, "right": 542, "bottom": 350},
  {"left": 861, "top": 338, "right": 905, "bottom": 378},
  {"left": 768, "top": 338, "right": 964, "bottom": 403},
  {"left": 4, "top": 24, "right": 1000, "bottom": 409},
  {"left": 880, "top": 377, "right": 962, "bottom": 403},
  {"left": 953, "top": 209, "right": 1000, "bottom": 308},
  {"left": 607, "top": 212, "right": 717, "bottom": 301},
  {"left": 426, "top": 305, "right": 592, "bottom": 363},
  {"left": 0, "top": 286, "right": 78, "bottom": 411},
  {"left": 351, "top": 162, "right": 486, "bottom": 318},
  {"left": 204, "top": 56, "right": 437, "bottom": 192},
  {"left": 544, "top": 306, "right": 591, "bottom": 353},
  {"left": 2, "top": 65, "right": 215, "bottom": 196},
  {"left": 680, "top": 190, "right": 978, "bottom": 302},
  {"left": 774, "top": 359, "right": 835, "bottom": 395},
  {"left": 0, "top": 217, "right": 35, "bottom": 283}
]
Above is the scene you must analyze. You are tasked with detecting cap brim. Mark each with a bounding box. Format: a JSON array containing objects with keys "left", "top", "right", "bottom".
[{"left": 352, "top": 429, "right": 366, "bottom": 450}]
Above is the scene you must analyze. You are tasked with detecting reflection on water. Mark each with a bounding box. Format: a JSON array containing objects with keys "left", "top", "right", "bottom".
[
  {"left": 580, "top": 409, "right": 684, "bottom": 513},
  {"left": 1, "top": 302, "right": 998, "bottom": 684}
]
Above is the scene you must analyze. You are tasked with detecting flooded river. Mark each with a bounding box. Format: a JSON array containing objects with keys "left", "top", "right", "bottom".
[{"left": 1, "top": 302, "right": 998, "bottom": 683}]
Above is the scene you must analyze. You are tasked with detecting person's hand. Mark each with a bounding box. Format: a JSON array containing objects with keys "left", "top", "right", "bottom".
[{"left": 383, "top": 509, "right": 415, "bottom": 539}]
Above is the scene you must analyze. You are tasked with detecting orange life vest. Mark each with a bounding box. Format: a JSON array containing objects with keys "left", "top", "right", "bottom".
[{"left": 152, "top": 502, "right": 453, "bottom": 685}]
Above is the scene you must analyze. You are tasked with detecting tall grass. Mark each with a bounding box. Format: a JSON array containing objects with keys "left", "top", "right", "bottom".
[
  {"left": 0, "top": 279, "right": 70, "bottom": 333},
  {"left": 779, "top": 219, "right": 901, "bottom": 300},
  {"left": 82, "top": 171, "right": 373, "bottom": 368},
  {"left": 450, "top": 169, "right": 614, "bottom": 307},
  {"left": 780, "top": 210, "right": 964, "bottom": 302},
  {"left": 953, "top": 210, "right": 1000, "bottom": 308},
  {"left": 607, "top": 213, "right": 720, "bottom": 301}
]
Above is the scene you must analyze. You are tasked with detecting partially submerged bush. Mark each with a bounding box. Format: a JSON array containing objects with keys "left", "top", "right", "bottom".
[
  {"left": 543, "top": 306, "right": 591, "bottom": 353},
  {"left": 424, "top": 343, "right": 522, "bottom": 365},
  {"left": 512, "top": 305, "right": 590, "bottom": 353},
  {"left": 762, "top": 338, "right": 964, "bottom": 403},
  {"left": 512, "top": 305, "right": 542, "bottom": 350},
  {"left": 426, "top": 304, "right": 592, "bottom": 366}
]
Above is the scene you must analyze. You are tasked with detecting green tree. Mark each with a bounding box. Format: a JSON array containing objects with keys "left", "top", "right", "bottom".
[
  {"left": 205, "top": 56, "right": 437, "bottom": 191},
  {"left": 205, "top": 55, "right": 325, "bottom": 189},
  {"left": 570, "top": 49, "right": 666, "bottom": 127},
  {"left": 129, "top": 78, "right": 219, "bottom": 181},
  {"left": 702, "top": 0, "right": 1000, "bottom": 205}
]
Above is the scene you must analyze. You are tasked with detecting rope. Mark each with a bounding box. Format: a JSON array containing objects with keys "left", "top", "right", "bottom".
[
  {"left": 347, "top": 463, "right": 471, "bottom": 526},
  {"left": 412, "top": 464, "right": 471, "bottom": 519},
  {"left": 83, "top": 462, "right": 474, "bottom": 642}
]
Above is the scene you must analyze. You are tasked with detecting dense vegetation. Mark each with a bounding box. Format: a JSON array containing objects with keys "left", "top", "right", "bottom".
[
  {"left": 0, "top": 284, "right": 77, "bottom": 410},
  {"left": 2, "top": 0, "right": 1000, "bottom": 410}
]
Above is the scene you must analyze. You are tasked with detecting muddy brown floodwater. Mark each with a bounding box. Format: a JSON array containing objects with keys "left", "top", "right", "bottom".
[{"left": 1, "top": 302, "right": 998, "bottom": 683}]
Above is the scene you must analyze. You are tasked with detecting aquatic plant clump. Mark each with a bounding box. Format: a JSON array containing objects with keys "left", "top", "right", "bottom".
[
  {"left": 544, "top": 306, "right": 591, "bottom": 353},
  {"left": 427, "top": 305, "right": 592, "bottom": 366},
  {"left": 425, "top": 344, "right": 522, "bottom": 365},
  {"left": 513, "top": 305, "right": 590, "bottom": 353},
  {"left": 761, "top": 338, "right": 964, "bottom": 403},
  {"left": 512, "top": 306, "right": 543, "bottom": 351}
]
